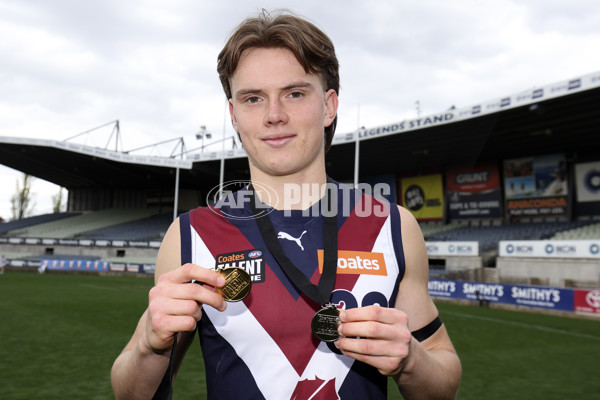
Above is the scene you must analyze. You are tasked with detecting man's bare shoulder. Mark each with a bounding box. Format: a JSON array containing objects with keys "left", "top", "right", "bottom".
[
  {"left": 395, "top": 204, "right": 428, "bottom": 275},
  {"left": 155, "top": 218, "right": 182, "bottom": 283},
  {"left": 393, "top": 204, "right": 436, "bottom": 327},
  {"left": 396, "top": 205, "right": 425, "bottom": 242}
]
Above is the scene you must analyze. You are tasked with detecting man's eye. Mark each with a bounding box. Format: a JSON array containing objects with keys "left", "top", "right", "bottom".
[
  {"left": 246, "top": 96, "right": 260, "bottom": 104},
  {"left": 289, "top": 91, "right": 303, "bottom": 99}
]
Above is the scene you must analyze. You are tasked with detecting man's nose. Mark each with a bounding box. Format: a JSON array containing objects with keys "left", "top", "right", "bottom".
[{"left": 265, "top": 98, "right": 288, "bottom": 126}]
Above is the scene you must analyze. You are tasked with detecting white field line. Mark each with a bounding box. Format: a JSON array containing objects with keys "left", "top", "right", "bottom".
[{"left": 443, "top": 310, "right": 600, "bottom": 341}]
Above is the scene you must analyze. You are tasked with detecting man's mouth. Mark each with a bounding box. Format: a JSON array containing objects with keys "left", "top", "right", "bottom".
[{"left": 262, "top": 134, "right": 295, "bottom": 148}]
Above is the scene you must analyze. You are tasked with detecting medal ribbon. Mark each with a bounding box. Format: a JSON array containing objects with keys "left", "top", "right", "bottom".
[{"left": 248, "top": 182, "right": 338, "bottom": 306}]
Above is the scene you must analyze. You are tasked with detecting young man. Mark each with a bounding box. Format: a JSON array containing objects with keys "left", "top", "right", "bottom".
[{"left": 112, "top": 11, "right": 461, "bottom": 400}]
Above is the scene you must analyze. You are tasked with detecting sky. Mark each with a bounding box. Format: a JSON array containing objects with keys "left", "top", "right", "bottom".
[{"left": 1, "top": 0, "right": 600, "bottom": 221}]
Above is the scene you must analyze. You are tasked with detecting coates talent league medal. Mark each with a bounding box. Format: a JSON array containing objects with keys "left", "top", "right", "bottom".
[
  {"left": 216, "top": 266, "right": 252, "bottom": 302},
  {"left": 191, "top": 267, "right": 252, "bottom": 303},
  {"left": 311, "top": 304, "right": 341, "bottom": 342},
  {"left": 249, "top": 181, "right": 340, "bottom": 342}
]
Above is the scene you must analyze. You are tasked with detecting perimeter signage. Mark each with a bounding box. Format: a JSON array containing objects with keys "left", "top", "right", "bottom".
[
  {"left": 426, "top": 241, "right": 479, "bottom": 257},
  {"left": 429, "top": 279, "right": 580, "bottom": 313},
  {"left": 499, "top": 240, "right": 600, "bottom": 259}
]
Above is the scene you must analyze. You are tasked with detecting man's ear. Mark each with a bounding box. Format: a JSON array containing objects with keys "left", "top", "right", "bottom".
[
  {"left": 229, "top": 99, "right": 238, "bottom": 129},
  {"left": 324, "top": 89, "right": 338, "bottom": 128}
]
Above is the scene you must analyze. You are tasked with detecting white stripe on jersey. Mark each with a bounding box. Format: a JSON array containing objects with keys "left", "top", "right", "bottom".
[{"left": 191, "top": 228, "right": 300, "bottom": 400}]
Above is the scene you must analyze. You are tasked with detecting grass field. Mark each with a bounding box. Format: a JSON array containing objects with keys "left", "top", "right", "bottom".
[{"left": 1, "top": 271, "right": 599, "bottom": 399}]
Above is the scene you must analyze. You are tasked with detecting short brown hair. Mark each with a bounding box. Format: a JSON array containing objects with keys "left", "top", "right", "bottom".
[{"left": 217, "top": 10, "right": 340, "bottom": 152}]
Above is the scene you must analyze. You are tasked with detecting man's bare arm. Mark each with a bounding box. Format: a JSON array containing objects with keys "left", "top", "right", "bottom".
[
  {"left": 392, "top": 206, "right": 461, "bottom": 399},
  {"left": 111, "top": 218, "right": 227, "bottom": 400},
  {"left": 335, "top": 206, "right": 461, "bottom": 399}
]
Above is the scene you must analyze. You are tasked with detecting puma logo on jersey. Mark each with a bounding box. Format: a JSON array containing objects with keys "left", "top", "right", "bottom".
[
  {"left": 318, "top": 250, "right": 387, "bottom": 276},
  {"left": 277, "top": 230, "right": 307, "bottom": 251}
]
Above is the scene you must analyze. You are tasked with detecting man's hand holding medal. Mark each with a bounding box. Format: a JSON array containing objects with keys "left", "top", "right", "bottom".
[{"left": 144, "top": 263, "right": 252, "bottom": 355}]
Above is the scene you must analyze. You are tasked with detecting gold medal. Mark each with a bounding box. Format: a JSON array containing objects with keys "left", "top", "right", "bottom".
[
  {"left": 311, "top": 304, "right": 340, "bottom": 342},
  {"left": 217, "top": 267, "right": 252, "bottom": 302}
]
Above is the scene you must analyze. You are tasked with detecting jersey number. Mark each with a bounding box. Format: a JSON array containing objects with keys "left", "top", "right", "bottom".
[{"left": 327, "top": 289, "right": 389, "bottom": 353}]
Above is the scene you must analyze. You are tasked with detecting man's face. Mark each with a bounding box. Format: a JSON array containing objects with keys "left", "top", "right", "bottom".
[{"left": 229, "top": 47, "right": 338, "bottom": 179}]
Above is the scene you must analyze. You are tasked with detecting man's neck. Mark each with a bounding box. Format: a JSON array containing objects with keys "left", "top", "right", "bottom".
[{"left": 250, "top": 167, "right": 328, "bottom": 211}]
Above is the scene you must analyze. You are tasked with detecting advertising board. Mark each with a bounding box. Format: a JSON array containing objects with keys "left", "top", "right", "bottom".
[
  {"left": 447, "top": 164, "right": 502, "bottom": 219},
  {"left": 499, "top": 240, "right": 600, "bottom": 258},
  {"left": 400, "top": 174, "right": 444, "bottom": 221},
  {"left": 504, "top": 154, "right": 568, "bottom": 217},
  {"left": 429, "top": 279, "right": 574, "bottom": 312}
]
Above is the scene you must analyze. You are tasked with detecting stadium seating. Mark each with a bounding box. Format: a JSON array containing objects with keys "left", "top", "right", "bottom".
[
  {"left": 549, "top": 221, "right": 600, "bottom": 240},
  {"left": 7, "top": 208, "right": 160, "bottom": 239},
  {"left": 419, "top": 221, "right": 466, "bottom": 237},
  {"left": 0, "top": 250, "right": 33, "bottom": 260},
  {"left": 77, "top": 213, "right": 172, "bottom": 241},
  {"left": 0, "top": 212, "right": 79, "bottom": 236},
  {"left": 424, "top": 221, "right": 594, "bottom": 252}
]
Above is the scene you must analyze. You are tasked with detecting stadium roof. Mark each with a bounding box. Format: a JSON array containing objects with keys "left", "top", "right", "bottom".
[
  {"left": 0, "top": 137, "right": 193, "bottom": 190},
  {"left": 2, "top": 71, "right": 600, "bottom": 194}
]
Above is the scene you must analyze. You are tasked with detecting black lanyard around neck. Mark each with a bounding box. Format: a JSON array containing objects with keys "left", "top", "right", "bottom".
[{"left": 248, "top": 182, "right": 338, "bottom": 306}]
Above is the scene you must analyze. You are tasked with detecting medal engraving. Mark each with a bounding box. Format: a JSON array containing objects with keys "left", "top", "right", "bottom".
[
  {"left": 311, "top": 305, "right": 340, "bottom": 342},
  {"left": 217, "top": 267, "right": 252, "bottom": 302}
]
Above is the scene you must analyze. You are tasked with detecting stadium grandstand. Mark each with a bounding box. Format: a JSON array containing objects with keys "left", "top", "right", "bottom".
[{"left": 1, "top": 71, "right": 600, "bottom": 294}]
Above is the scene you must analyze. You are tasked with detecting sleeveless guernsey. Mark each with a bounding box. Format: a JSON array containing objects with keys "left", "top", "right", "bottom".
[{"left": 172, "top": 181, "right": 405, "bottom": 400}]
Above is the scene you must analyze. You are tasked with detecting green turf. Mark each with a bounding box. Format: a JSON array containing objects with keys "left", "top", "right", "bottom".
[{"left": 1, "top": 272, "right": 599, "bottom": 399}]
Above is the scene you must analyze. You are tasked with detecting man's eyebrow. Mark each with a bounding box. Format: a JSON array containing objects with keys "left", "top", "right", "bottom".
[
  {"left": 281, "top": 81, "right": 315, "bottom": 91},
  {"left": 234, "top": 81, "right": 315, "bottom": 98},
  {"left": 234, "top": 88, "right": 260, "bottom": 98}
]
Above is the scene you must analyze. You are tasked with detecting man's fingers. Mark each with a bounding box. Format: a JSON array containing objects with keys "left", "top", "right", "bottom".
[
  {"left": 152, "top": 264, "right": 228, "bottom": 311},
  {"left": 336, "top": 334, "right": 408, "bottom": 357},
  {"left": 334, "top": 305, "right": 412, "bottom": 373},
  {"left": 160, "top": 298, "right": 204, "bottom": 319},
  {"left": 150, "top": 313, "right": 200, "bottom": 336},
  {"left": 160, "top": 280, "right": 221, "bottom": 301},
  {"left": 143, "top": 264, "right": 230, "bottom": 355},
  {"left": 339, "top": 305, "right": 406, "bottom": 325},
  {"left": 159, "top": 263, "right": 226, "bottom": 288},
  {"left": 334, "top": 348, "right": 406, "bottom": 377},
  {"left": 338, "top": 320, "right": 392, "bottom": 341}
]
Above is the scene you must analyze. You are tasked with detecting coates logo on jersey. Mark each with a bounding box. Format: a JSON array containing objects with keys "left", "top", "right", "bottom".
[{"left": 317, "top": 250, "right": 387, "bottom": 276}]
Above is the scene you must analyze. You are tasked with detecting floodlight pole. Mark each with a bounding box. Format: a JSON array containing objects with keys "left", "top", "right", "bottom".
[
  {"left": 169, "top": 138, "right": 185, "bottom": 222},
  {"left": 354, "top": 104, "right": 361, "bottom": 187},
  {"left": 354, "top": 130, "right": 360, "bottom": 187},
  {"left": 173, "top": 167, "right": 180, "bottom": 222},
  {"left": 219, "top": 154, "right": 225, "bottom": 200},
  {"left": 219, "top": 100, "right": 227, "bottom": 200}
]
